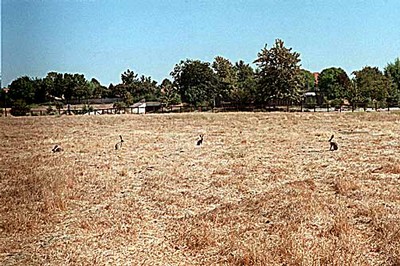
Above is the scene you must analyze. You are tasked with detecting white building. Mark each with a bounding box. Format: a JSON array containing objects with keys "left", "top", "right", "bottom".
[{"left": 131, "top": 102, "right": 146, "bottom": 114}]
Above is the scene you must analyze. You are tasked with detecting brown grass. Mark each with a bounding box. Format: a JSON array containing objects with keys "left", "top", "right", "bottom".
[{"left": 1, "top": 112, "right": 400, "bottom": 265}]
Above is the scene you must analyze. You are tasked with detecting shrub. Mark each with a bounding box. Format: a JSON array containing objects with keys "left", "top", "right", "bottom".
[
  {"left": 123, "top": 92, "right": 134, "bottom": 106},
  {"left": 113, "top": 101, "right": 126, "bottom": 110},
  {"left": 10, "top": 99, "right": 31, "bottom": 116},
  {"left": 330, "top": 98, "right": 343, "bottom": 109},
  {"left": 55, "top": 101, "right": 64, "bottom": 113},
  {"left": 47, "top": 105, "right": 55, "bottom": 115},
  {"left": 304, "top": 97, "right": 317, "bottom": 109},
  {"left": 82, "top": 104, "right": 94, "bottom": 114}
]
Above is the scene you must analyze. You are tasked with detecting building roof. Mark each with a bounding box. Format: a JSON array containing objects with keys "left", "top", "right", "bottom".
[
  {"left": 145, "top": 102, "right": 162, "bottom": 107},
  {"left": 304, "top": 92, "right": 316, "bottom": 97},
  {"left": 131, "top": 102, "right": 146, "bottom": 108},
  {"left": 130, "top": 101, "right": 162, "bottom": 108}
]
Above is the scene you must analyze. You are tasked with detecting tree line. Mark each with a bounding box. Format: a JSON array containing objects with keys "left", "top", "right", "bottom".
[{"left": 2, "top": 39, "right": 400, "bottom": 114}]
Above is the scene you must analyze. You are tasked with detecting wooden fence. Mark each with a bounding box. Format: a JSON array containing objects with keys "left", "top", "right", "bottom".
[{"left": 21, "top": 102, "right": 400, "bottom": 117}]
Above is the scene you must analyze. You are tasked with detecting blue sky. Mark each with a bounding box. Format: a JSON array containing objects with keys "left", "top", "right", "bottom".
[{"left": 1, "top": 0, "right": 400, "bottom": 86}]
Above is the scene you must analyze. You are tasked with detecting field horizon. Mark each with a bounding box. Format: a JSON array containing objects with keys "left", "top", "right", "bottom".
[{"left": 1, "top": 112, "right": 399, "bottom": 265}]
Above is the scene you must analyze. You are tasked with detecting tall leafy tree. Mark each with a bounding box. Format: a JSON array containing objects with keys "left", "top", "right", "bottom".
[
  {"left": 212, "top": 56, "right": 237, "bottom": 104},
  {"left": 121, "top": 69, "right": 160, "bottom": 101},
  {"left": 43, "top": 72, "right": 64, "bottom": 99},
  {"left": 42, "top": 72, "right": 92, "bottom": 102},
  {"left": 90, "top": 78, "right": 109, "bottom": 98},
  {"left": 33, "top": 78, "right": 47, "bottom": 103},
  {"left": 254, "top": 39, "right": 302, "bottom": 103},
  {"left": 170, "top": 59, "right": 217, "bottom": 106},
  {"left": 318, "top": 67, "right": 351, "bottom": 101},
  {"left": 8, "top": 76, "right": 36, "bottom": 104},
  {"left": 384, "top": 58, "right": 400, "bottom": 104},
  {"left": 0, "top": 89, "right": 9, "bottom": 108},
  {"left": 385, "top": 58, "right": 400, "bottom": 89},
  {"left": 122, "top": 91, "right": 134, "bottom": 106},
  {"left": 300, "top": 69, "right": 315, "bottom": 92},
  {"left": 299, "top": 69, "right": 317, "bottom": 107},
  {"left": 136, "top": 75, "right": 159, "bottom": 101},
  {"left": 62, "top": 73, "right": 76, "bottom": 101},
  {"left": 8, "top": 72, "right": 107, "bottom": 104},
  {"left": 72, "top": 74, "right": 91, "bottom": 100},
  {"left": 121, "top": 69, "right": 139, "bottom": 86},
  {"left": 230, "top": 60, "right": 256, "bottom": 104},
  {"left": 159, "top": 78, "right": 181, "bottom": 106},
  {"left": 352, "top": 66, "right": 391, "bottom": 105},
  {"left": 114, "top": 69, "right": 140, "bottom": 103},
  {"left": 111, "top": 84, "right": 127, "bottom": 98}
]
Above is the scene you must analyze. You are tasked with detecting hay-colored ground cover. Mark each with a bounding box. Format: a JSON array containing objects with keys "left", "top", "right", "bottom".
[{"left": 1, "top": 112, "right": 399, "bottom": 265}]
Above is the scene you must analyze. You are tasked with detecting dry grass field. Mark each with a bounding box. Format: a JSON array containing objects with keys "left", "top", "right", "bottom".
[{"left": 1, "top": 112, "right": 400, "bottom": 265}]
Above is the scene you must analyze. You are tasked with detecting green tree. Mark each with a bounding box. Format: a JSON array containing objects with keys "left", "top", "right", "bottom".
[
  {"left": 0, "top": 89, "right": 9, "bottom": 108},
  {"left": 90, "top": 78, "right": 109, "bottom": 98},
  {"left": 122, "top": 91, "right": 134, "bottom": 106},
  {"left": 115, "top": 70, "right": 159, "bottom": 103},
  {"left": 10, "top": 99, "right": 31, "bottom": 116},
  {"left": 71, "top": 74, "right": 91, "bottom": 101},
  {"left": 171, "top": 59, "right": 217, "bottom": 106},
  {"left": 33, "top": 78, "right": 47, "bottom": 103},
  {"left": 113, "top": 69, "right": 139, "bottom": 100},
  {"left": 254, "top": 39, "right": 302, "bottom": 103},
  {"left": 42, "top": 72, "right": 91, "bottom": 102},
  {"left": 43, "top": 72, "right": 64, "bottom": 99},
  {"left": 111, "top": 84, "right": 127, "bottom": 98},
  {"left": 107, "top": 83, "right": 116, "bottom": 98},
  {"left": 352, "top": 66, "right": 391, "bottom": 107},
  {"left": 62, "top": 73, "right": 75, "bottom": 101},
  {"left": 318, "top": 67, "right": 351, "bottom": 101},
  {"left": 212, "top": 56, "right": 237, "bottom": 104},
  {"left": 299, "top": 69, "right": 317, "bottom": 108},
  {"left": 135, "top": 75, "right": 159, "bottom": 102},
  {"left": 8, "top": 76, "right": 36, "bottom": 104},
  {"left": 121, "top": 69, "right": 139, "bottom": 86},
  {"left": 159, "top": 78, "right": 180, "bottom": 106},
  {"left": 300, "top": 69, "right": 315, "bottom": 92},
  {"left": 384, "top": 58, "right": 400, "bottom": 105},
  {"left": 230, "top": 60, "right": 256, "bottom": 104}
]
